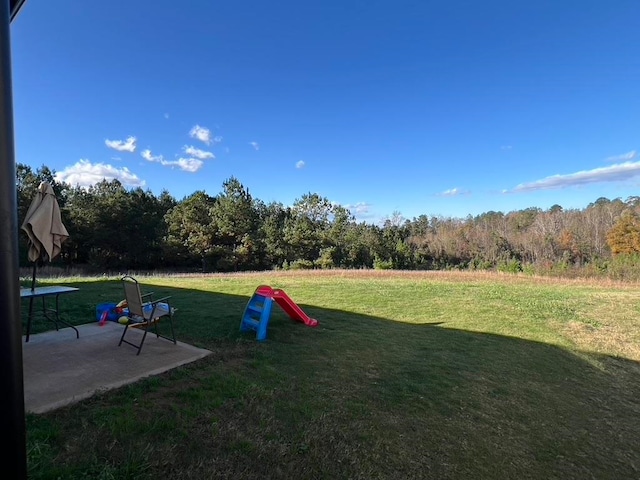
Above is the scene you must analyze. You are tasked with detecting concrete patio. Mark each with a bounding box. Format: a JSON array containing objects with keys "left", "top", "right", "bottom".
[{"left": 22, "top": 322, "right": 211, "bottom": 414}]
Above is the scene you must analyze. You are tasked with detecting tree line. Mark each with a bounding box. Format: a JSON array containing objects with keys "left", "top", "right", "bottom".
[{"left": 17, "top": 163, "right": 640, "bottom": 280}]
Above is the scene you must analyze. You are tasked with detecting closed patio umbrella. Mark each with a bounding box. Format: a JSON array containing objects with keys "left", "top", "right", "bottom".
[{"left": 20, "top": 181, "right": 69, "bottom": 290}]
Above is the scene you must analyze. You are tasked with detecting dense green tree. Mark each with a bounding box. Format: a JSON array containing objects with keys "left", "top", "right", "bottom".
[
  {"left": 209, "top": 177, "right": 261, "bottom": 271},
  {"left": 62, "top": 185, "right": 97, "bottom": 265},
  {"left": 343, "top": 222, "right": 378, "bottom": 268},
  {"left": 258, "top": 201, "right": 291, "bottom": 269},
  {"left": 164, "top": 191, "right": 217, "bottom": 272},
  {"left": 548, "top": 204, "right": 563, "bottom": 214},
  {"left": 319, "top": 204, "right": 354, "bottom": 268},
  {"left": 86, "top": 180, "right": 135, "bottom": 269},
  {"left": 409, "top": 215, "right": 431, "bottom": 237},
  {"left": 122, "top": 188, "right": 171, "bottom": 268},
  {"left": 284, "top": 193, "right": 335, "bottom": 265}
]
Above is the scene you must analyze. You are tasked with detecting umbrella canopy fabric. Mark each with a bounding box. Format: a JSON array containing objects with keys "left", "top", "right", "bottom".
[{"left": 20, "top": 182, "right": 69, "bottom": 263}]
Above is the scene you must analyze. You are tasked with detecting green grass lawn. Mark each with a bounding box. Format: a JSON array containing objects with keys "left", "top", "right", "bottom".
[{"left": 24, "top": 270, "right": 640, "bottom": 479}]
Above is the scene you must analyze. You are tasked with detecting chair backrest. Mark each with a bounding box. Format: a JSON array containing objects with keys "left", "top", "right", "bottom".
[{"left": 122, "top": 275, "right": 144, "bottom": 318}]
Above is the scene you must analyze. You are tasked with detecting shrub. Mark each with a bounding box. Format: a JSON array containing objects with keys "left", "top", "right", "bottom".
[
  {"left": 290, "top": 259, "right": 315, "bottom": 270},
  {"left": 373, "top": 256, "right": 393, "bottom": 270},
  {"left": 606, "top": 253, "right": 640, "bottom": 281},
  {"left": 316, "top": 247, "right": 336, "bottom": 269},
  {"left": 497, "top": 258, "right": 522, "bottom": 274},
  {"left": 468, "top": 257, "right": 493, "bottom": 271}
]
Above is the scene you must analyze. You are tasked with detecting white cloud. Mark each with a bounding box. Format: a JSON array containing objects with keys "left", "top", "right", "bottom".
[
  {"left": 296, "top": 160, "right": 305, "bottom": 169},
  {"left": 189, "top": 125, "right": 212, "bottom": 145},
  {"left": 441, "top": 188, "right": 460, "bottom": 196},
  {"left": 141, "top": 149, "right": 204, "bottom": 172},
  {"left": 54, "top": 159, "right": 144, "bottom": 188},
  {"left": 501, "top": 145, "right": 513, "bottom": 150},
  {"left": 105, "top": 136, "right": 137, "bottom": 152},
  {"left": 164, "top": 113, "right": 170, "bottom": 119},
  {"left": 159, "top": 157, "right": 204, "bottom": 173},
  {"left": 438, "top": 188, "right": 469, "bottom": 197},
  {"left": 511, "top": 161, "right": 640, "bottom": 192},
  {"left": 183, "top": 145, "right": 215, "bottom": 160},
  {"left": 249, "top": 141, "right": 260, "bottom": 151},
  {"left": 141, "top": 149, "right": 164, "bottom": 162},
  {"left": 344, "top": 202, "right": 372, "bottom": 215},
  {"left": 606, "top": 150, "right": 636, "bottom": 162}
]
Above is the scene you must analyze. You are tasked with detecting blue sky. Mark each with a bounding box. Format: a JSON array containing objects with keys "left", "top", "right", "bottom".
[{"left": 9, "top": 1, "right": 640, "bottom": 223}]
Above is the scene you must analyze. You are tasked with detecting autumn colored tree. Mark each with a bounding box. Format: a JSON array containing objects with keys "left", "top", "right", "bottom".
[{"left": 606, "top": 211, "right": 640, "bottom": 255}]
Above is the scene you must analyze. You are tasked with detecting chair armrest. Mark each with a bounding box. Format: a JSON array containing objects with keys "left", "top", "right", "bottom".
[
  {"left": 150, "top": 296, "right": 171, "bottom": 305},
  {"left": 144, "top": 296, "right": 174, "bottom": 320},
  {"left": 142, "top": 292, "right": 154, "bottom": 299}
]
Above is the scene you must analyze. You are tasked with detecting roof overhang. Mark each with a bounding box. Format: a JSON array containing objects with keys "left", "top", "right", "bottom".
[{"left": 10, "top": 0, "right": 27, "bottom": 22}]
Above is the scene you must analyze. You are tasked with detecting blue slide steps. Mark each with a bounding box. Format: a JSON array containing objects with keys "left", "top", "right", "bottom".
[{"left": 240, "top": 291, "right": 273, "bottom": 341}]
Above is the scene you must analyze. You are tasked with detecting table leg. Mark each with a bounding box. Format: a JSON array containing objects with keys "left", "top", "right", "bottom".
[
  {"left": 52, "top": 294, "right": 79, "bottom": 339},
  {"left": 23, "top": 291, "right": 80, "bottom": 341},
  {"left": 42, "top": 296, "right": 58, "bottom": 330}
]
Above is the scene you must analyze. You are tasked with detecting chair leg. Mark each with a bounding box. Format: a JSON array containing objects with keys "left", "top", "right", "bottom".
[
  {"left": 166, "top": 315, "right": 177, "bottom": 344},
  {"left": 119, "top": 314, "right": 175, "bottom": 354},
  {"left": 118, "top": 324, "right": 128, "bottom": 346},
  {"left": 119, "top": 322, "right": 150, "bottom": 356},
  {"left": 152, "top": 317, "right": 160, "bottom": 338},
  {"left": 152, "top": 315, "right": 177, "bottom": 345},
  {"left": 136, "top": 327, "right": 149, "bottom": 355}
]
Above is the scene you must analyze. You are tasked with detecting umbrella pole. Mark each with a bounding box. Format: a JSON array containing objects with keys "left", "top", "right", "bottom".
[{"left": 30, "top": 261, "right": 36, "bottom": 291}]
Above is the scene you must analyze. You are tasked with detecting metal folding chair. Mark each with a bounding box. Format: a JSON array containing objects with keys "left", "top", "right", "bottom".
[{"left": 118, "top": 275, "right": 177, "bottom": 355}]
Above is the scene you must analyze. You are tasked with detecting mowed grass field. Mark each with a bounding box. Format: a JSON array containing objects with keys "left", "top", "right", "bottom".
[{"left": 25, "top": 270, "right": 640, "bottom": 479}]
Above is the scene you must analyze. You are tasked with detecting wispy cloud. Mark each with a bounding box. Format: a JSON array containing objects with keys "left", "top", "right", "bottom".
[
  {"left": 501, "top": 145, "right": 513, "bottom": 150},
  {"left": 296, "top": 160, "right": 305, "bottom": 169},
  {"left": 159, "top": 158, "right": 204, "bottom": 173},
  {"left": 344, "top": 202, "right": 372, "bottom": 215},
  {"left": 141, "top": 149, "right": 163, "bottom": 162},
  {"left": 606, "top": 150, "right": 636, "bottom": 162},
  {"left": 511, "top": 161, "right": 640, "bottom": 193},
  {"left": 249, "top": 141, "right": 260, "bottom": 151},
  {"left": 164, "top": 113, "right": 169, "bottom": 119},
  {"left": 183, "top": 145, "right": 215, "bottom": 160},
  {"left": 54, "top": 159, "right": 144, "bottom": 188},
  {"left": 142, "top": 148, "right": 204, "bottom": 172},
  {"left": 105, "top": 136, "right": 136, "bottom": 153},
  {"left": 438, "top": 188, "right": 469, "bottom": 197},
  {"left": 189, "top": 125, "right": 212, "bottom": 145}
]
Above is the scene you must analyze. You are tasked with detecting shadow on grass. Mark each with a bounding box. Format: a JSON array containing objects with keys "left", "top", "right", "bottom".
[{"left": 24, "top": 278, "right": 640, "bottom": 480}]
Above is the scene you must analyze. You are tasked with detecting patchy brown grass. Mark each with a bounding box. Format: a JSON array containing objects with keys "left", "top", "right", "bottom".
[
  {"left": 561, "top": 290, "right": 640, "bottom": 361},
  {"left": 167, "top": 268, "right": 640, "bottom": 289}
]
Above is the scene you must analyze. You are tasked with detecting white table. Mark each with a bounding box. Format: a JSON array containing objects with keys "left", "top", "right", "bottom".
[{"left": 21, "top": 286, "right": 80, "bottom": 342}]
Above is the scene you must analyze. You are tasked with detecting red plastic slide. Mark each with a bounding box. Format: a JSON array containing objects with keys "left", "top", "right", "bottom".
[{"left": 255, "top": 285, "right": 319, "bottom": 327}]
